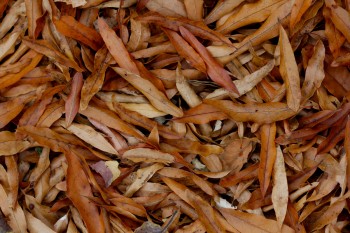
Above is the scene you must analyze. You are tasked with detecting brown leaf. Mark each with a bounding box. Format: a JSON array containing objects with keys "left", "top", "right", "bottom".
[
  {"left": 22, "top": 39, "right": 83, "bottom": 72},
  {"left": 301, "top": 40, "right": 325, "bottom": 105},
  {"left": 220, "top": 138, "right": 252, "bottom": 172},
  {"left": 204, "top": 0, "right": 244, "bottom": 24},
  {"left": 145, "top": 0, "right": 187, "bottom": 18},
  {"left": 137, "top": 12, "right": 232, "bottom": 44},
  {"left": 79, "top": 104, "right": 148, "bottom": 142},
  {"left": 163, "top": 28, "right": 206, "bottom": 73},
  {"left": 326, "top": 0, "right": 350, "bottom": 43},
  {"left": 220, "top": 163, "right": 259, "bottom": 187},
  {"left": 65, "top": 150, "right": 105, "bottom": 232},
  {"left": 204, "top": 99, "right": 296, "bottom": 124},
  {"left": 25, "top": 0, "right": 42, "bottom": 39},
  {"left": 54, "top": 15, "right": 103, "bottom": 51},
  {"left": 163, "top": 138, "right": 224, "bottom": 157},
  {"left": 279, "top": 25, "right": 301, "bottom": 112},
  {"left": 229, "top": 0, "right": 294, "bottom": 58},
  {"left": 219, "top": 207, "right": 295, "bottom": 233},
  {"left": 290, "top": 0, "right": 312, "bottom": 30},
  {"left": 173, "top": 103, "right": 228, "bottom": 124},
  {"left": 65, "top": 72, "right": 83, "bottom": 125},
  {"left": 0, "top": 97, "right": 28, "bottom": 129},
  {"left": 80, "top": 46, "right": 111, "bottom": 110},
  {"left": 217, "top": 0, "right": 288, "bottom": 34},
  {"left": 179, "top": 26, "right": 238, "bottom": 94},
  {"left": 98, "top": 17, "right": 139, "bottom": 74},
  {"left": 259, "top": 123, "right": 277, "bottom": 197}
]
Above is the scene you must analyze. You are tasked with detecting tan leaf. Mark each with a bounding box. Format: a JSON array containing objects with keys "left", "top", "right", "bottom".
[
  {"left": 229, "top": 0, "right": 294, "bottom": 58},
  {"left": 127, "top": 18, "right": 151, "bottom": 51},
  {"left": 145, "top": 0, "right": 187, "bottom": 18},
  {"left": 0, "top": 131, "right": 30, "bottom": 155},
  {"left": 217, "top": 0, "right": 288, "bottom": 34},
  {"left": 219, "top": 207, "right": 295, "bottom": 233},
  {"left": 124, "top": 163, "right": 164, "bottom": 197},
  {"left": 272, "top": 146, "right": 288, "bottom": 229},
  {"left": 25, "top": 0, "right": 42, "bottom": 39},
  {"left": 301, "top": 40, "right": 325, "bottom": 105},
  {"left": 62, "top": 122, "right": 118, "bottom": 155},
  {"left": 204, "top": 0, "right": 244, "bottom": 24},
  {"left": 112, "top": 67, "right": 183, "bottom": 117},
  {"left": 184, "top": 0, "right": 203, "bottom": 21},
  {"left": 289, "top": 0, "right": 312, "bottom": 30},
  {"left": 0, "top": 185, "right": 27, "bottom": 233},
  {"left": 279, "top": 25, "right": 301, "bottom": 112}
]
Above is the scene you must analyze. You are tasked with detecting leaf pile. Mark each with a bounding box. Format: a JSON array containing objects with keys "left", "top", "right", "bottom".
[{"left": 1, "top": 0, "right": 350, "bottom": 232}]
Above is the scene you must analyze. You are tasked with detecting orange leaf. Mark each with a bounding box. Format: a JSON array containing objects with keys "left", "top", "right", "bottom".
[
  {"left": 0, "top": 97, "right": 27, "bottom": 129},
  {"left": 290, "top": 0, "right": 312, "bottom": 30},
  {"left": 326, "top": 0, "right": 350, "bottom": 43},
  {"left": 0, "top": 53, "right": 43, "bottom": 89},
  {"left": 259, "top": 123, "right": 277, "bottom": 197},
  {"left": 54, "top": 15, "right": 103, "bottom": 51},
  {"left": 179, "top": 26, "right": 238, "bottom": 94}
]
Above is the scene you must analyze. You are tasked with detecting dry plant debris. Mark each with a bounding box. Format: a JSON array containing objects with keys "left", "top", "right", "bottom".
[{"left": 1, "top": 0, "right": 350, "bottom": 232}]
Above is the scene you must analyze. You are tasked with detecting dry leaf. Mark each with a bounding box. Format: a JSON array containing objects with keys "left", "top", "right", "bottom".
[
  {"left": 91, "top": 160, "right": 121, "bottom": 187},
  {"left": 279, "top": 25, "right": 301, "bottom": 112},
  {"left": 259, "top": 123, "right": 277, "bottom": 197},
  {"left": 65, "top": 72, "right": 83, "bottom": 126},
  {"left": 272, "top": 146, "right": 288, "bottom": 229}
]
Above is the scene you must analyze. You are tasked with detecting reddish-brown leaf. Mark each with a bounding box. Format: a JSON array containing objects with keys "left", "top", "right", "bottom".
[{"left": 179, "top": 26, "right": 238, "bottom": 93}]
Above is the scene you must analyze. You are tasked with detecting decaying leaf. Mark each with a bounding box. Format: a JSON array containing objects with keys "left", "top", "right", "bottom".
[{"left": 1, "top": 0, "right": 350, "bottom": 232}]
